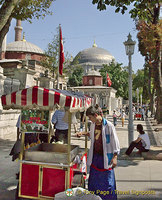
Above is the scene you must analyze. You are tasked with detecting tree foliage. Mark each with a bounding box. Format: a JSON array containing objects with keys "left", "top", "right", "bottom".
[
  {"left": 133, "top": 68, "right": 150, "bottom": 103},
  {"left": 0, "top": 0, "right": 55, "bottom": 47},
  {"left": 41, "top": 26, "right": 71, "bottom": 77},
  {"left": 68, "top": 66, "right": 84, "bottom": 87},
  {"left": 99, "top": 60, "right": 129, "bottom": 99},
  {"left": 92, "top": 0, "right": 159, "bottom": 22},
  {"left": 92, "top": 0, "right": 162, "bottom": 122}
]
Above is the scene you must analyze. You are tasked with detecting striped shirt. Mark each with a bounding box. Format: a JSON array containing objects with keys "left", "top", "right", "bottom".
[{"left": 51, "top": 110, "right": 68, "bottom": 130}]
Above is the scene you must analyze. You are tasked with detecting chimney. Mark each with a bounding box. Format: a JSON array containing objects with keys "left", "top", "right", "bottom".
[
  {"left": 15, "top": 19, "right": 23, "bottom": 41},
  {"left": 0, "top": 35, "right": 7, "bottom": 59}
]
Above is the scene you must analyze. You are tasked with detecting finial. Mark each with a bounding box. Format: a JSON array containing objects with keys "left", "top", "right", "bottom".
[
  {"left": 22, "top": 32, "right": 26, "bottom": 41},
  {"left": 93, "top": 40, "right": 97, "bottom": 47}
]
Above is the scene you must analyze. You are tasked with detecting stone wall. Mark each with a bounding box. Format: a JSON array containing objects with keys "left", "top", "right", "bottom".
[
  {"left": 0, "top": 66, "right": 20, "bottom": 140},
  {"left": 0, "top": 110, "right": 20, "bottom": 140}
]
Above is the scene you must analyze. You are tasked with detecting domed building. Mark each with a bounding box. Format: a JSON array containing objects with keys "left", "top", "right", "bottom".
[
  {"left": 72, "top": 42, "right": 115, "bottom": 74},
  {"left": 0, "top": 20, "right": 67, "bottom": 140},
  {"left": 0, "top": 20, "right": 67, "bottom": 91},
  {"left": 70, "top": 44, "right": 123, "bottom": 114}
]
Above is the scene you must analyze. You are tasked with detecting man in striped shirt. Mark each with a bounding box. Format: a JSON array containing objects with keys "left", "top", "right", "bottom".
[{"left": 51, "top": 110, "right": 68, "bottom": 144}]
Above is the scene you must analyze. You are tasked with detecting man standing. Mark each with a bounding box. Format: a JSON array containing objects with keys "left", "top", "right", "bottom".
[
  {"left": 51, "top": 109, "right": 68, "bottom": 144},
  {"left": 77, "top": 106, "right": 120, "bottom": 200}
]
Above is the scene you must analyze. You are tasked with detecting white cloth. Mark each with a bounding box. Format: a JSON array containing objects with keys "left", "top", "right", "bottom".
[
  {"left": 139, "top": 132, "right": 150, "bottom": 150},
  {"left": 87, "top": 118, "right": 120, "bottom": 169}
]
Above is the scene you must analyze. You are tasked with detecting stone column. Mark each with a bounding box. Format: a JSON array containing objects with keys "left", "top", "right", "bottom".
[{"left": 15, "top": 19, "right": 23, "bottom": 41}]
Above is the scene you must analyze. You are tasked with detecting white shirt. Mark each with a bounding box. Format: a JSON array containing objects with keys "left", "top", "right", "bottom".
[
  {"left": 139, "top": 132, "right": 150, "bottom": 150},
  {"left": 87, "top": 118, "right": 120, "bottom": 169}
]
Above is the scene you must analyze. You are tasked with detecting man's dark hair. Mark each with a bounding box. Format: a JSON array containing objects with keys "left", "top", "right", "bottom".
[
  {"left": 86, "top": 106, "right": 100, "bottom": 116},
  {"left": 137, "top": 124, "right": 143, "bottom": 132}
]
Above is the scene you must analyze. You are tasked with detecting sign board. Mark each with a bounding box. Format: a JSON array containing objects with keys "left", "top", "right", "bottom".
[{"left": 21, "top": 110, "right": 49, "bottom": 133}]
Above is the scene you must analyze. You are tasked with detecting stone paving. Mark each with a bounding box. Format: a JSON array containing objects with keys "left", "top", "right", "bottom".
[{"left": 0, "top": 115, "right": 161, "bottom": 200}]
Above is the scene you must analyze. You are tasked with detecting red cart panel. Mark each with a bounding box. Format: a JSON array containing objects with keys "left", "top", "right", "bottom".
[
  {"left": 20, "top": 163, "right": 39, "bottom": 198},
  {"left": 42, "top": 167, "right": 65, "bottom": 197}
]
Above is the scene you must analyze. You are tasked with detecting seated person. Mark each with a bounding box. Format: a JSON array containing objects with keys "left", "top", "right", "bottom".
[{"left": 125, "top": 124, "right": 150, "bottom": 156}]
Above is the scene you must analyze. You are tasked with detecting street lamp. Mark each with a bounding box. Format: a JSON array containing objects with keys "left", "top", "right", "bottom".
[{"left": 124, "top": 33, "right": 136, "bottom": 145}]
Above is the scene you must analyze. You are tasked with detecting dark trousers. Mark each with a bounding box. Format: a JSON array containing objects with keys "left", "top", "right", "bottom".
[
  {"left": 125, "top": 141, "right": 149, "bottom": 155},
  {"left": 55, "top": 129, "right": 68, "bottom": 144}
]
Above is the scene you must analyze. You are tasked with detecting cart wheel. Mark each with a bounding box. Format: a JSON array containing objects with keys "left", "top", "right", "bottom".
[{"left": 72, "top": 174, "right": 85, "bottom": 188}]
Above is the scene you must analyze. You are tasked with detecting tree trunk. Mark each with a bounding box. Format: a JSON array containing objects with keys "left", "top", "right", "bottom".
[
  {"left": 153, "top": 3, "right": 162, "bottom": 123},
  {"left": 0, "top": 0, "right": 19, "bottom": 31},
  {"left": 0, "top": 0, "right": 19, "bottom": 47},
  {"left": 0, "top": 16, "right": 12, "bottom": 49},
  {"left": 154, "top": 41, "right": 162, "bottom": 123},
  {"left": 148, "top": 67, "right": 154, "bottom": 116}
]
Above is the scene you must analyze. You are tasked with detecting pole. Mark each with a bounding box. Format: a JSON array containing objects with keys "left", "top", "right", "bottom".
[
  {"left": 140, "top": 94, "right": 142, "bottom": 107},
  {"left": 128, "top": 54, "right": 134, "bottom": 145},
  {"left": 137, "top": 88, "right": 139, "bottom": 112},
  {"left": 57, "top": 24, "right": 61, "bottom": 89}
]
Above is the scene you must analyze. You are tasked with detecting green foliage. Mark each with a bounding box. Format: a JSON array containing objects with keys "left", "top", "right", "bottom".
[
  {"left": 132, "top": 68, "right": 151, "bottom": 103},
  {"left": 41, "top": 26, "right": 71, "bottom": 76},
  {"left": 11, "top": 0, "right": 55, "bottom": 22},
  {"left": 99, "top": 60, "right": 129, "bottom": 99},
  {"left": 68, "top": 66, "right": 84, "bottom": 87},
  {"left": 92, "top": 0, "right": 159, "bottom": 22}
]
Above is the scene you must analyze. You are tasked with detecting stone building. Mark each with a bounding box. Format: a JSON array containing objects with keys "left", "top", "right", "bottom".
[
  {"left": 70, "top": 67, "right": 122, "bottom": 115},
  {"left": 0, "top": 20, "right": 67, "bottom": 139}
]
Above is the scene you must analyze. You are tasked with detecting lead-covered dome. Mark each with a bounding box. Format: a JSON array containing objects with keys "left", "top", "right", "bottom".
[
  {"left": 6, "top": 41, "right": 44, "bottom": 54},
  {"left": 74, "top": 43, "right": 114, "bottom": 65}
]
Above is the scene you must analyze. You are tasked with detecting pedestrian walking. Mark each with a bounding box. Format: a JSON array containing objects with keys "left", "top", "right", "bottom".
[
  {"left": 119, "top": 109, "right": 126, "bottom": 127},
  {"left": 102, "top": 104, "right": 107, "bottom": 118},
  {"left": 141, "top": 107, "right": 145, "bottom": 121},
  {"left": 113, "top": 110, "right": 117, "bottom": 126}
]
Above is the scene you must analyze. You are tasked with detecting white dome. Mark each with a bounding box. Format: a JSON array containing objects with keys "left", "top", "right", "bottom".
[
  {"left": 74, "top": 46, "right": 114, "bottom": 65},
  {"left": 6, "top": 41, "right": 44, "bottom": 54}
]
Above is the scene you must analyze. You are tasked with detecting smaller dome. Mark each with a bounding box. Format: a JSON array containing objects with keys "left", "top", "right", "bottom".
[{"left": 6, "top": 41, "right": 44, "bottom": 54}]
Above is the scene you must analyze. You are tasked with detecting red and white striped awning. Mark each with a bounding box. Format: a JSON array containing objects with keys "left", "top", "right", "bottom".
[{"left": 1, "top": 86, "right": 93, "bottom": 112}]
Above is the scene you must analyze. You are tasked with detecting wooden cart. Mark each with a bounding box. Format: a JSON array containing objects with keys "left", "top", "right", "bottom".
[{"left": 1, "top": 86, "right": 93, "bottom": 199}]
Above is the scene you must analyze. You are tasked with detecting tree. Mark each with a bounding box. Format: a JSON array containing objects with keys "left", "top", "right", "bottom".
[
  {"left": 41, "top": 26, "right": 71, "bottom": 78},
  {"left": 92, "top": 0, "right": 162, "bottom": 123},
  {"left": 0, "top": 0, "right": 55, "bottom": 48},
  {"left": 68, "top": 66, "right": 84, "bottom": 87},
  {"left": 136, "top": 20, "right": 162, "bottom": 120},
  {"left": 100, "top": 60, "right": 129, "bottom": 99},
  {"left": 133, "top": 69, "right": 150, "bottom": 104}
]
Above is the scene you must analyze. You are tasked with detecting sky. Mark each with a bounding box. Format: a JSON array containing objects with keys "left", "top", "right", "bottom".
[{"left": 6, "top": 0, "right": 145, "bottom": 73}]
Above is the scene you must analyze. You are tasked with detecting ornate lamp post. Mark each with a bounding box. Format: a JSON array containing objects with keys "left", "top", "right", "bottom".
[{"left": 124, "top": 33, "right": 136, "bottom": 145}]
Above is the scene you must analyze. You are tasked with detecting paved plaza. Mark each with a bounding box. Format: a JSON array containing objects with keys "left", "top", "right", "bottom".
[{"left": 0, "top": 115, "right": 162, "bottom": 200}]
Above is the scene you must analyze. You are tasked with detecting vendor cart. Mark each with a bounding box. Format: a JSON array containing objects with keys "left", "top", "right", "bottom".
[{"left": 1, "top": 86, "right": 93, "bottom": 199}]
